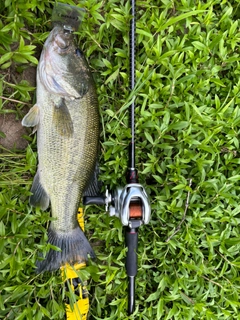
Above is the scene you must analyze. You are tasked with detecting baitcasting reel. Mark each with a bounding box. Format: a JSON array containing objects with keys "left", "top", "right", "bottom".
[
  {"left": 83, "top": 181, "right": 151, "bottom": 315},
  {"left": 83, "top": 183, "right": 151, "bottom": 227}
]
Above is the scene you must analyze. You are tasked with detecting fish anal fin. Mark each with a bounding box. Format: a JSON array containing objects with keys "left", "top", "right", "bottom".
[
  {"left": 53, "top": 98, "right": 73, "bottom": 137},
  {"left": 30, "top": 170, "right": 49, "bottom": 210},
  {"left": 22, "top": 104, "right": 40, "bottom": 127},
  {"left": 83, "top": 161, "right": 101, "bottom": 197}
]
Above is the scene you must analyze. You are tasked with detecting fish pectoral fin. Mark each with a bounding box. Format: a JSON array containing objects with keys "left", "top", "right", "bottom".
[
  {"left": 30, "top": 171, "right": 49, "bottom": 210},
  {"left": 22, "top": 104, "right": 40, "bottom": 127},
  {"left": 53, "top": 98, "right": 73, "bottom": 137}
]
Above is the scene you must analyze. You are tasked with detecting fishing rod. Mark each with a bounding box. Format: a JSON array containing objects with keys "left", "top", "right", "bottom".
[{"left": 84, "top": 0, "right": 151, "bottom": 314}]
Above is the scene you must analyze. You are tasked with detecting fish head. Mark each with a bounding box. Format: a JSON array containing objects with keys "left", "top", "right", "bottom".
[
  {"left": 44, "top": 26, "right": 75, "bottom": 58},
  {"left": 39, "top": 26, "right": 77, "bottom": 97},
  {"left": 38, "top": 26, "right": 92, "bottom": 99}
]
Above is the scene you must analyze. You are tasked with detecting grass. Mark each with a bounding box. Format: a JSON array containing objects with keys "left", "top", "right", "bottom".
[{"left": 1, "top": 0, "right": 240, "bottom": 319}]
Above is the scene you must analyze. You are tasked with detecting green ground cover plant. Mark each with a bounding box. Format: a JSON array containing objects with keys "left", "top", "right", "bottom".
[{"left": 1, "top": 0, "right": 240, "bottom": 319}]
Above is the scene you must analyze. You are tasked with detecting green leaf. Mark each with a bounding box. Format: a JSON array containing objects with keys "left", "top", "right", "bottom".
[
  {"left": 158, "top": 10, "right": 205, "bottom": 31},
  {"left": 146, "top": 291, "right": 160, "bottom": 302},
  {"left": 0, "top": 221, "right": 5, "bottom": 236},
  {"left": 0, "top": 52, "right": 13, "bottom": 65},
  {"left": 192, "top": 41, "right": 207, "bottom": 51},
  {"left": 219, "top": 6, "right": 233, "bottom": 24},
  {"left": 228, "top": 175, "right": 240, "bottom": 182},
  {"left": 168, "top": 121, "right": 189, "bottom": 130},
  {"left": 105, "top": 68, "right": 119, "bottom": 84},
  {"left": 157, "top": 298, "right": 164, "bottom": 319},
  {"left": 210, "top": 78, "right": 226, "bottom": 87},
  {"left": 145, "top": 131, "right": 154, "bottom": 144}
]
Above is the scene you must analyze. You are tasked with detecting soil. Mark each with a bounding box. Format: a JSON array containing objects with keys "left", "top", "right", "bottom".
[{"left": 0, "top": 66, "right": 36, "bottom": 151}]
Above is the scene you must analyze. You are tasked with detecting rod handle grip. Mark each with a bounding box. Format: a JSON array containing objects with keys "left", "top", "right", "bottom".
[{"left": 126, "top": 228, "right": 138, "bottom": 277}]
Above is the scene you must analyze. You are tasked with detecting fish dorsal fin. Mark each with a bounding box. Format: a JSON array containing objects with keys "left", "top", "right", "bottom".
[
  {"left": 53, "top": 98, "right": 74, "bottom": 137},
  {"left": 22, "top": 104, "right": 40, "bottom": 127},
  {"left": 30, "top": 170, "right": 50, "bottom": 211}
]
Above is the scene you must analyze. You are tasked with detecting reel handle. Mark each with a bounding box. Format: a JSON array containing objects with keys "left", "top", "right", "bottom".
[{"left": 83, "top": 196, "right": 105, "bottom": 206}]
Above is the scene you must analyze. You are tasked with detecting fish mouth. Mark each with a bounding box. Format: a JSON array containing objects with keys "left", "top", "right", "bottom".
[{"left": 52, "top": 26, "right": 74, "bottom": 54}]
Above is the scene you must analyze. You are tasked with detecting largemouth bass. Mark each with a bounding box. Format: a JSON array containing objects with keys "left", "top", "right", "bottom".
[{"left": 22, "top": 25, "right": 99, "bottom": 272}]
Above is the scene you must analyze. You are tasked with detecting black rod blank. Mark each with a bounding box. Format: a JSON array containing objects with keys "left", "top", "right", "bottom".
[{"left": 129, "top": 0, "right": 136, "bottom": 171}]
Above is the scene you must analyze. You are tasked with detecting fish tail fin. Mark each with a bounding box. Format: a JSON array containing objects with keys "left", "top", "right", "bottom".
[{"left": 36, "top": 225, "right": 95, "bottom": 273}]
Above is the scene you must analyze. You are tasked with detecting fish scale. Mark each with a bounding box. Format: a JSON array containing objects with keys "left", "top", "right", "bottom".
[{"left": 22, "top": 26, "right": 99, "bottom": 272}]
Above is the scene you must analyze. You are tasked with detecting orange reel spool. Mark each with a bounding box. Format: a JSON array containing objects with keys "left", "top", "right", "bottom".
[{"left": 129, "top": 202, "right": 142, "bottom": 219}]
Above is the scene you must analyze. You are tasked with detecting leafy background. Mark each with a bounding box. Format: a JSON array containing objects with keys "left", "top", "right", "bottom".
[{"left": 1, "top": 0, "right": 240, "bottom": 319}]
